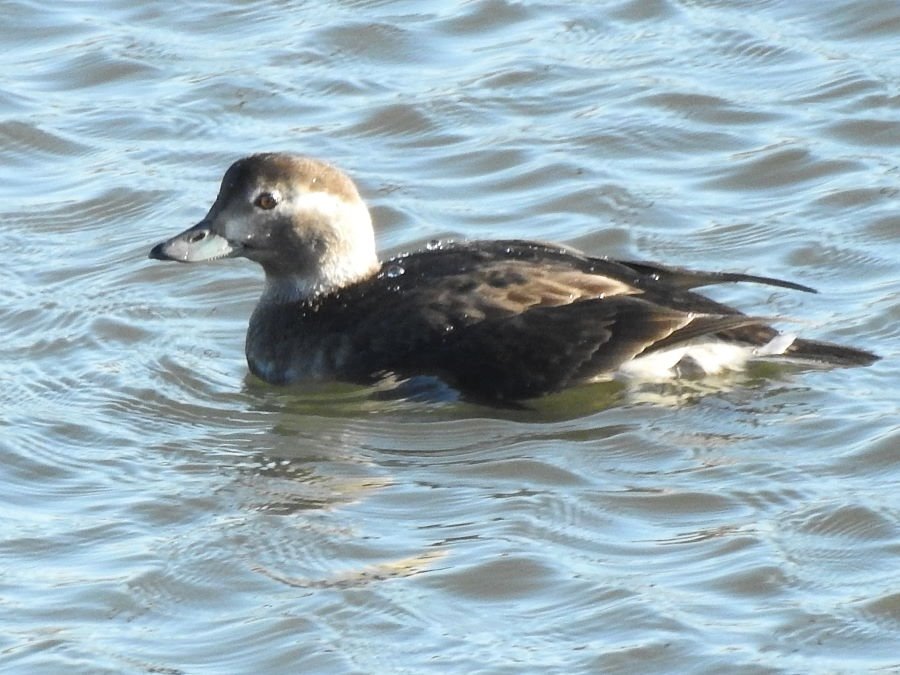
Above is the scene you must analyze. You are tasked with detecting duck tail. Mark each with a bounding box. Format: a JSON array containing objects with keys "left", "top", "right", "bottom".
[{"left": 783, "top": 337, "right": 880, "bottom": 367}]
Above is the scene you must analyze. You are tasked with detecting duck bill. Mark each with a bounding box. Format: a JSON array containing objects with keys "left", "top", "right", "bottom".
[{"left": 149, "top": 221, "right": 237, "bottom": 263}]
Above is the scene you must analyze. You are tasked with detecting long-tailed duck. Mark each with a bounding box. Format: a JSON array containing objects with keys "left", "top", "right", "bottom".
[{"left": 149, "top": 153, "right": 878, "bottom": 401}]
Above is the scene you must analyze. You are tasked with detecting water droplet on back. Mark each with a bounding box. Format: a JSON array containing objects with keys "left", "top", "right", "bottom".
[{"left": 385, "top": 264, "right": 405, "bottom": 278}]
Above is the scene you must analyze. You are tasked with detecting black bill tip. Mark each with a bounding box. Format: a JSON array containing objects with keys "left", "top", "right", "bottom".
[{"left": 148, "top": 241, "right": 171, "bottom": 260}]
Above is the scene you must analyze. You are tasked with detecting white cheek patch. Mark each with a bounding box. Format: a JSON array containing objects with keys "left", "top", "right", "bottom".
[{"left": 286, "top": 191, "right": 378, "bottom": 287}]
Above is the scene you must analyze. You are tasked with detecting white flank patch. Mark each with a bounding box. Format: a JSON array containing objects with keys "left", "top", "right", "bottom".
[
  {"left": 616, "top": 334, "right": 797, "bottom": 381},
  {"left": 752, "top": 332, "right": 796, "bottom": 357}
]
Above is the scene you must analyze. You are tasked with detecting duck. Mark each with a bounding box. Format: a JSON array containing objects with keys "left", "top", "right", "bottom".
[{"left": 149, "top": 152, "right": 879, "bottom": 402}]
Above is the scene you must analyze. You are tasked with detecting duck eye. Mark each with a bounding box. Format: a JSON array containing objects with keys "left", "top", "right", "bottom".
[{"left": 254, "top": 192, "right": 278, "bottom": 210}]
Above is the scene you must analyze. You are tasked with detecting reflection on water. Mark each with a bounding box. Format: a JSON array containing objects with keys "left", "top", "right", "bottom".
[{"left": 1, "top": 0, "right": 898, "bottom": 672}]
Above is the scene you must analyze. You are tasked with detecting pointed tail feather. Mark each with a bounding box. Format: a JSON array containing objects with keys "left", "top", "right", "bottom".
[
  {"left": 784, "top": 338, "right": 879, "bottom": 367},
  {"left": 620, "top": 260, "right": 819, "bottom": 294}
]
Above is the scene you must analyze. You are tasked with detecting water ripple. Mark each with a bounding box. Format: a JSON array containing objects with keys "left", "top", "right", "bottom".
[{"left": 701, "top": 142, "right": 865, "bottom": 192}]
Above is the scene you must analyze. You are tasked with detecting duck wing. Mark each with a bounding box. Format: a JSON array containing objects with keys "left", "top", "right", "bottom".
[
  {"left": 324, "top": 241, "right": 782, "bottom": 398},
  {"left": 426, "top": 296, "right": 767, "bottom": 400}
]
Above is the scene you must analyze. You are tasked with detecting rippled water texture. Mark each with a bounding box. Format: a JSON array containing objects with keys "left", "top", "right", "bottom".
[{"left": 1, "top": 1, "right": 899, "bottom": 672}]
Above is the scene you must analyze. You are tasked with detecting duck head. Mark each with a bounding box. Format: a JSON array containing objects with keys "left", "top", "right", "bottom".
[{"left": 149, "top": 153, "right": 379, "bottom": 298}]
